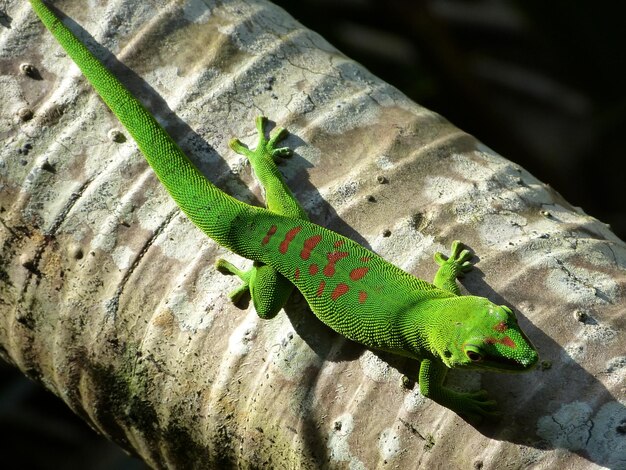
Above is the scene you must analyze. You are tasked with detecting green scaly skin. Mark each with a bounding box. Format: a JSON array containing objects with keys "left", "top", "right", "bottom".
[{"left": 29, "top": 0, "right": 538, "bottom": 422}]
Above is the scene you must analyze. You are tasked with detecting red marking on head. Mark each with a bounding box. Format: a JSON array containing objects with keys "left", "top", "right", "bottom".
[
  {"left": 300, "top": 235, "right": 322, "bottom": 260},
  {"left": 334, "top": 240, "right": 345, "bottom": 248},
  {"left": 493, "top": 321, "right": 508, "bottom": 333},
  {"left": 331, "top": 283, "right": 349, "bottom": 300},
  {"left": 486, "top": 336, "right": 516, "bottom": 348},
  {"left": 295, "top": 268, "right": 300, "bottom": 279},
  {"left": 262, "top": 225, "right": 277, "bottom": 245},
  {"left": 360, "top": 256, "right": 371, "bottom": 263},
  {"left": 349, "top": 267, "right": 369, "bottom": 281},
  {"left": 279, "top": 226, "right": 302, "bottom": 254},
  {"left": 323, "top": 251, "right": 349, "bottom": 277},
  {"left": 309, "top": 264, "right": 319, "bottom": 276},
  {"left": 316, "top": 280, "right": 326, "bottom": 297},
  {"left": 358, "top": 291, "right": 367, "bottom": 303}
]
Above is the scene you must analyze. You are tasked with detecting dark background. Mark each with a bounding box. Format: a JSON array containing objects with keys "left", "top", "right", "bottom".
[
  {"left": 273, "top": 0, "right": 626, "bottom": 239},
  {"left": 2, "top": 1, "right": 624, "bottom": 468}
]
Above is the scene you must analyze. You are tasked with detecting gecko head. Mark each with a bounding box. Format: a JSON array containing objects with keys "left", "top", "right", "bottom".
[{"left": 436, "top": 298, "right": 538, "bottom": 372}]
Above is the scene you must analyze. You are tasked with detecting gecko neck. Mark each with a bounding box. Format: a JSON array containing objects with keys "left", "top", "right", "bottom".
[{"left": 398, "top": 296, "right": 486, "bottom": 364}]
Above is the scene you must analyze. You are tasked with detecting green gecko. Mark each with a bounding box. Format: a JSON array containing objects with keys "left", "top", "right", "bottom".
[{"left": 29, "top": 0, "right": 538, "bottom": 422}]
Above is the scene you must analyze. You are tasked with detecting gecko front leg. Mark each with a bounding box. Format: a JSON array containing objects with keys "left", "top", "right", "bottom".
[
  {"left": 217, "top": 117, "right": 306, "bottom": 318},
  {"left": 432, "top": 240, "right": 474, "bottom": 295}
]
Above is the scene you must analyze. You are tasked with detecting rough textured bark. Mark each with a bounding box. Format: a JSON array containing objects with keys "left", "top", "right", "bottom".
[{"left": 1, "top": 0, "right": 625, "bottom": 468}]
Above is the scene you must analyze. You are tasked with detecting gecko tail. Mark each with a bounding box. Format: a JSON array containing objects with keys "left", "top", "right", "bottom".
[{"left": 29, "top": 0, "right": 251, "bottom": 249}]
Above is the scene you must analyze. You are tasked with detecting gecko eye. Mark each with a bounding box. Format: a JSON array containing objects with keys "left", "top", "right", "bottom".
[
  {"left": 464, "top": 345, "right": 483, "bottom": 362},
  {"left": 467, "top": 351, "right": 482, "bottom": 362}
]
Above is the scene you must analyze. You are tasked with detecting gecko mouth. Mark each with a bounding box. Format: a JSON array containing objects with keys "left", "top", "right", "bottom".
[{"left": 477, "top": 354, "right": 538, "bottom": 372}]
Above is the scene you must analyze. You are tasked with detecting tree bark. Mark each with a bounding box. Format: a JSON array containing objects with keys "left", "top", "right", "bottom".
[{"left": 1, "top": 0, "right": 624, "bottom": 468}]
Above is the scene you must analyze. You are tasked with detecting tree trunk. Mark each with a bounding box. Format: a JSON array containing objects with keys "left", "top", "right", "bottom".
[{"left": 1, "top": 0, "right": 624, "bottom": 468}]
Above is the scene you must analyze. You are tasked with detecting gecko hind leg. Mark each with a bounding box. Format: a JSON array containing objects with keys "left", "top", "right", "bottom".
[
  {"left": 215, "top": 258, "right": 252, "bottom": 304},
  {"left": 216, "top": 259, "right": 293, "bottom": 319},
  {"left": 248, "top": 264, "right": 294, "bottom": 319}
]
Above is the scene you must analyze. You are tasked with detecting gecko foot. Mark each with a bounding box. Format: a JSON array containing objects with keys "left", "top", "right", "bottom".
[
  {"left": 215, "top": 258, "right": 251, "bottom": 305},
  {"left": 429, "top": 387, "right": 500, "bottom": 425},
  {"left": 434, "top": 240, "right": 474, "bottom": 278},
  {"left": 455, "top": 389, "right": 501, "bottom": 424},
  {"left": 229, "top": 116, "right": 292, "bottom": 163}
]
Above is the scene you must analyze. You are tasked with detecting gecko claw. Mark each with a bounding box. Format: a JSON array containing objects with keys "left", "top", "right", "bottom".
[
  {"left": 457, "top": 390, "right": 501, "bottom": 424},
  {"left": 271, "top": 147, "right": 293, "bottom": 159},
  {"left": 228, "top": 137, "right": 252, "bottom": 157},
  {"left": 231, "top": 116, "right": 293, "bottom": 163},
  {"left": 216, "top": 258, "right": 252, "bottom": 306},
  {"left": 434, "top": 241, "right": 475, "bottom": 273}
]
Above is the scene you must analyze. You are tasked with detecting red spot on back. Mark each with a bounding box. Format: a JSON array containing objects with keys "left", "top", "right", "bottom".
[
  {"left": 349, "top": 267, "right": 369, "bottom": 281},
  {"left": 331, "top": 283, "right": 349, "bottom": 300},
  {"left": 279, "top": 226, "right": 302, "bottom": 254},
  {"left": 309, "top": 264, "right": 319, "bottom": 275},
  {"left": 323, "top": 251, "right": 349, "bottom": 277},
  {"left": 316, "top": 280, "right": 326, "bottom": 297},
  {"left": 360, "top": 256, "right": 371, "bottom": 263},
  {"left": 295, "top": 268, "right": 300, "bottom": 279},
  {"left": 262, "top": 225, "right": 277, "bottom": 245},
  {"left": 493, "top": 321, "right": 508, "bottom": 333},
  {"left": 334, "top": 240, "right": 345, "bottom": 248},
  {"left": 300, "top": 235, "right": 322, "bottom": 260},
  {"left": 358, "top": 291, "right": 367, "bottom": 303}
]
